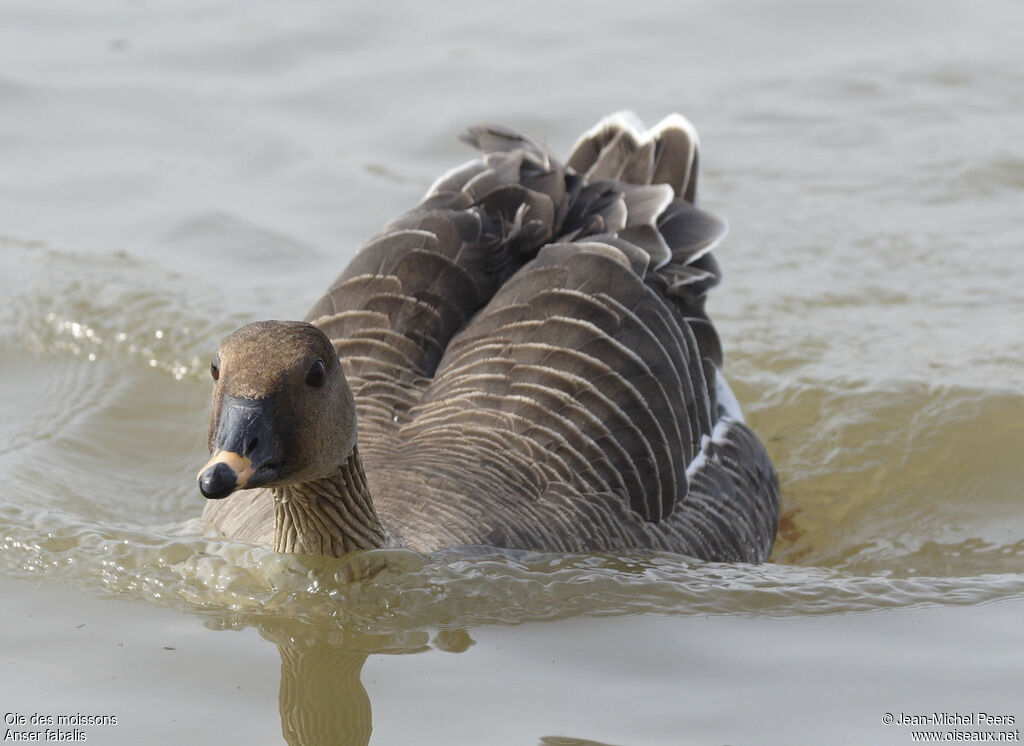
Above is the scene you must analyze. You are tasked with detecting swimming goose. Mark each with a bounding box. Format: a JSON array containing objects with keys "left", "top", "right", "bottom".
[{"left": 197, "top": 112, "right": 780, "bottom": 562}]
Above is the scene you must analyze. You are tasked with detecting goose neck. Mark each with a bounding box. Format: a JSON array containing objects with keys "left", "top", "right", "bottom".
[{"left": 272, "top": 446, "right": 387, "bottom": 556}]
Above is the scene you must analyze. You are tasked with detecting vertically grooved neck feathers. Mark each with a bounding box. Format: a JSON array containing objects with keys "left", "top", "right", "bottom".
[
  {"left": 198, "top": 112, "right": 781, "bottom": 562},
  {"left": 274, "top": 447, "right": 386, "bottom": 555}
]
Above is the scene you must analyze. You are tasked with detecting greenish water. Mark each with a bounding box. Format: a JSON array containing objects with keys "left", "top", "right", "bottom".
[{"left": 1, "top": 0, "right": 1022, "bottom": 743}]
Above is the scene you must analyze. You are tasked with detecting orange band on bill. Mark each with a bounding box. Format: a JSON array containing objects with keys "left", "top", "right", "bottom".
[{"left": 196, "top": 449, "right": 255, "bottom": 488}]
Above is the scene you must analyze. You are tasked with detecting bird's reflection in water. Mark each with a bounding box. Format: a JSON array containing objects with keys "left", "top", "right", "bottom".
[
  {"left": 247, "top": 550, "right": 464, "bottom": 746},
  {"left": 277, "top": 642, "right": 372, "bottom": 746},
  {"left": 224, "top": 548, "right": 657, "bottom": 745},
  {"left": 271, "top": 628, "right": 476, "bottom": 745}
]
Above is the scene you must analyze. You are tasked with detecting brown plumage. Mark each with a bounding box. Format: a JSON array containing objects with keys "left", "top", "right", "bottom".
[{"left": 198, "top": 112, "right": 780, "bottom": 562}]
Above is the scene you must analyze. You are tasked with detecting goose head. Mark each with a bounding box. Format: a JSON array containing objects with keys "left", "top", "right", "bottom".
[{"left": 197, "top": 321, "right": 356, "bottom": 500}]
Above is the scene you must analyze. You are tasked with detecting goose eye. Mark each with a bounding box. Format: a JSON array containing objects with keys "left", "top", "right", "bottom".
[
  {"left": 305, "top": 358, "right": 326, "bottom": 388},
  {"left": 210, "top": 356, "right": 220, "bottom": 381}
]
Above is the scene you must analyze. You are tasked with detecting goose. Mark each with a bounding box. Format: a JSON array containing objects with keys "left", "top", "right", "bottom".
[{"left": 197, "top": 112, "right": 781, "bottom": 562}]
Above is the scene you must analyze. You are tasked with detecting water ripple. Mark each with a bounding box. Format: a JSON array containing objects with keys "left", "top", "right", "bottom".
[
  {"left": 2, "top": 505, "right": 1022, "bottom": 651},
  {"left": 7, "top": 242, "right": 248, "bottom": 382}
]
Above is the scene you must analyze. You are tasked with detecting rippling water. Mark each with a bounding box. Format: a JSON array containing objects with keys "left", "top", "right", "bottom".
[{"left": 1, "top": 0, "right": 1022, "bottom": 743}]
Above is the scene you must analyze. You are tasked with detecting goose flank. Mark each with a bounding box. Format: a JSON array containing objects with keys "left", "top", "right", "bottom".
[{"left": 197, "top": 112, "right": 781, "bottom": 562}]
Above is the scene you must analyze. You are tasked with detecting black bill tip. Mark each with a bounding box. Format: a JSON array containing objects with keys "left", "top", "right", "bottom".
[{"left": 198, "top": 461, "right": 239, "bottom": 500}]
